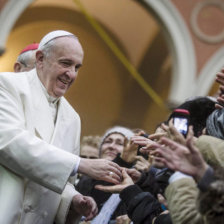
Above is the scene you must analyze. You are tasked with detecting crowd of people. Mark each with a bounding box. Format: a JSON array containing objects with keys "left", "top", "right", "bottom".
[{"left": 0, "top": 29, "right": 223, "bottom": 224}]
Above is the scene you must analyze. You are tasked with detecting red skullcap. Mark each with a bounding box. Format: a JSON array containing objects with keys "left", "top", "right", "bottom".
[{"left": 19, "top": 43, "right": 39, "bottom": 55}]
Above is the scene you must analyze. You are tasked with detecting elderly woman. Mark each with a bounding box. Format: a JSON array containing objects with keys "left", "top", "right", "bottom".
[{"left": 76, "top": 126, "right": 136, "bottom": 224}]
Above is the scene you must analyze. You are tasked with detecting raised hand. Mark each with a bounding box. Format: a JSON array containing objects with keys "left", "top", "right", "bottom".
[
  {"left": 134, "top": 155, "right": 151, "bottom": 172},
  {"left": 148, "top": 132, "right": 167, "bottom": 142},
  {"left": 216, "top": 95, "right": 224, "bottom": 109},
  {"left": 160, "top": 119, "right": 186, "bottom": 145},
  {"left": 120, "top": 138, "right": 138, "bottom": 163},
  {"left": 215, "top": 67, "right": 224, "bottom": 109},
  {"left": 131, "top": 135, "right": 155, "bottom": 155},
  {"left": 131, "top": 131, "right": 168, "bottom": 168},
  {"left": 150, "top": 128, "right": 208, "bottom": 182},
  {"left": 216, "top": 67, "right": 224, "bottom": 87}
]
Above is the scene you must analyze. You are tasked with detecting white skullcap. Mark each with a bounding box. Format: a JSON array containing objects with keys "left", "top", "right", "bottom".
[
  {"left": 38, "top": 30, "right": 76, "bottom": 49},
  {"left": 99, "top": 126, "right": 134, "bottom": 154}
]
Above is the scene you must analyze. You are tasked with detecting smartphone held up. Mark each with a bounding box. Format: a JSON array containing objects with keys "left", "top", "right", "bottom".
[{"left": 172, "top": 109, "right": 190, "bottom": 137}]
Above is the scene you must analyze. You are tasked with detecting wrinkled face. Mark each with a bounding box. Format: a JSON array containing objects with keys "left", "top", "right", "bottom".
[
  {"left": 36, "top": 37, "right": 84, "bottom": 97},
  {"left": 100, "top": 133, "right": 125, "bottom": 160},
  {"left": 80, "top": 145, "right": 99, "bottom": 159}
]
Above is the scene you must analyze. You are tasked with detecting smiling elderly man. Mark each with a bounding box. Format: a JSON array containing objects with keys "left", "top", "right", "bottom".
[{"left": 0, "top": 30, "right": 122, "bottom": 224}]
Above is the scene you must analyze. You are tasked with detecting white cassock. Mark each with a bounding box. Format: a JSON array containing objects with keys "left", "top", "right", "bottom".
[{"left": 0, "top": 69, "right": 81, "bottom": 224}]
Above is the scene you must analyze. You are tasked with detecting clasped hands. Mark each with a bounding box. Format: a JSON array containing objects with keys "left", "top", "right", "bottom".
[{"left": 95, "top": 168, "right": 137, "bottom": 193}]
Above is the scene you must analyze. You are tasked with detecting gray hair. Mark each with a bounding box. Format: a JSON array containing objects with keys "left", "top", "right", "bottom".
[{"left": 16, "top": 50, "right": 36, "bottom": 67}]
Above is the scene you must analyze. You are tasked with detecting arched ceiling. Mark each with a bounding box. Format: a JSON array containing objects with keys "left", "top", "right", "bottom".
[{"left": 31, "top": 0, "right": 159, "bottom": 67}]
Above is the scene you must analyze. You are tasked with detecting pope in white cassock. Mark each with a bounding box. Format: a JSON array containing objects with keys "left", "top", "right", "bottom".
[{"left": 0, "top": 30, "right": 122, "bottom": 224}]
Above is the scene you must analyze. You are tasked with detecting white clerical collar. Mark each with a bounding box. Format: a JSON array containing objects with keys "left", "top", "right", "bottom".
[{"left": 39, "top": 79, "right": 60, "bottom": 105}]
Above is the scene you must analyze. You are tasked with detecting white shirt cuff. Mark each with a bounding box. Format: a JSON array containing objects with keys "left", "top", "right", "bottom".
[
  {"left": 168, "top": 171, "right": 193, "bottom": 184},
  {"left": 70, "top": 157, "right": 81, "bottom": 176}
]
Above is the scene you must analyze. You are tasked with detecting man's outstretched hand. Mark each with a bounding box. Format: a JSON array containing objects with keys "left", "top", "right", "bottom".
[
  {"left": 78, "top": 158, "right": 122, "bottom": 184},
  {"left": 71, "top": 194, "right": 98, "bottom": 221}
]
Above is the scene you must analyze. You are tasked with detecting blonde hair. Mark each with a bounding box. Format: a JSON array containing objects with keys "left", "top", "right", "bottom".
[{"left": 81, "top": 135, "right": 101, "bottom": 149}]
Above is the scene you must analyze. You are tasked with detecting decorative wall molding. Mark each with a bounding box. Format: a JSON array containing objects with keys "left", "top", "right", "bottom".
[
  {"left": 0, "top": 0, "right": 33, "bottom": 50},
  {"left": 195, "top": 46, "right": 224, "bottom": 96},
  {"left": 143, "top": 0, "right": 197, "bottom": 104},
  {"left": 190, "top": 0, "right": 224, "bottom": 44}
]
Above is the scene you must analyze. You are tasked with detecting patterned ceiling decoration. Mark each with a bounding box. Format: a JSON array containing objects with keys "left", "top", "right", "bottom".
[{"left": 191, "top": 0, "right": 224, "bottom": 44}]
